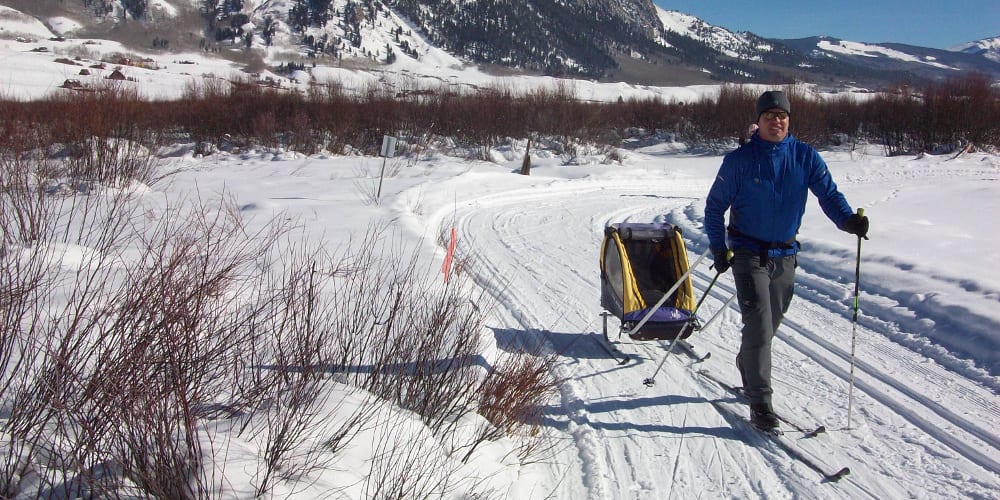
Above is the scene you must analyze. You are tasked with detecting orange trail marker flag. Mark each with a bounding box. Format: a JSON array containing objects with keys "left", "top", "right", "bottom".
[{"left": 442, "top": 227, "right": 456, "bottom": 282}]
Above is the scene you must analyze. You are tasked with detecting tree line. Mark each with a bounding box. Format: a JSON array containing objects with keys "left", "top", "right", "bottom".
[{"left": 1, "top": 75, "right": 997, "bottom": 159}]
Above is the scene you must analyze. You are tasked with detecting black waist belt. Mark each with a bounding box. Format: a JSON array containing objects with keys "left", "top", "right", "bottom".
[{"left": 728, "top": 227, "right": 798, "bottom": 266}]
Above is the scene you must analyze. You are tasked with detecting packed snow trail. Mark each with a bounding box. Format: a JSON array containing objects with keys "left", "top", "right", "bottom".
[{"left": 410, "top": 152, "right": 1000, "bottom": 499}]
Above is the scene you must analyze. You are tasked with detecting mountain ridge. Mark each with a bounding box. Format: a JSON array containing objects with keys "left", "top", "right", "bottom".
[{"left": 2, "top": 0, "right": 998, "bottom": 89}]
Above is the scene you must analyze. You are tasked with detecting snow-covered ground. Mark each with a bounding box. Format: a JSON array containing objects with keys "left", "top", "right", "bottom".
[
  {"left": 3, "top": 6, "right": 1000, "bottom": 498},
  {"left": 39, "top": 138, "right": 987, "bottom": 498}
]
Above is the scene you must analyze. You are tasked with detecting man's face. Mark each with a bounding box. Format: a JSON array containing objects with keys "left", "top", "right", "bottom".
[{"left": 757, "top": 109, "right": 789, "bottom": 143}]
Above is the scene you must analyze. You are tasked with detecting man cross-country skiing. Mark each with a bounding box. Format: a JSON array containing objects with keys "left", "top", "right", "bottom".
[{"left": 704, "top": 90, "right": 869, "bottom": 431}]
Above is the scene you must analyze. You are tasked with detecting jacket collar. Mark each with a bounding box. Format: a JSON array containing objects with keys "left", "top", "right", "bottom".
[{"left": 751, "top": 132, "right": 794, "bottom": 150}]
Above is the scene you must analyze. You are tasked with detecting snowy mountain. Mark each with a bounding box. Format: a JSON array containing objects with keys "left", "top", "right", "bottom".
[
  {"left": 656, "top": 9, "right": 774, "bottom": 61},
  {"left": 954, "top": 35, "right": 1000, "bottom": 63},
  {"left": 778, "top": 35, "right": 1000, "bottom": 82},
  {"left": 1, "top": 0, "right": 998, "bottom": 88},
  {"left": 653, "top": 10, "right": 1000, "bottom": 84}
]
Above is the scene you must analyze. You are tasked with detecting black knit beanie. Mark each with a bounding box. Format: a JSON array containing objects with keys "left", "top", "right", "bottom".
[{"left": 757, "top": 90, "right": 791, "bottom": 118}]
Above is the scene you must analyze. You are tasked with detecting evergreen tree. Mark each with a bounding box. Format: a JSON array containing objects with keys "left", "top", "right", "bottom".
[
  {"left": 289, "top": 0, "right": 309, "bottom": 31},
  {"left": 308, "top": 0, "right": 334, "bottom": 27},
  {"left": 122, "top": 0, "right": 147, "bottom": 19}
]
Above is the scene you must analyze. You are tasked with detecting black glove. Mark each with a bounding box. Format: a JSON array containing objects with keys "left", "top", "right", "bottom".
[
  {"left": 841, "top": 213, "right": 869, "bottom": 240},
  {"left": 712, "top": 248, "right": 732, "bottom": 274}
]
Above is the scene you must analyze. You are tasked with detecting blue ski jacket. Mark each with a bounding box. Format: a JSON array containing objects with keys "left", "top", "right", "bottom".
[{"left": 705, "top": 133, "right": 853, "bottom": 255}]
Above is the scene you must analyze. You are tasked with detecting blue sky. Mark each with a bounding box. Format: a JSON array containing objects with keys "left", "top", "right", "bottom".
[{"left": 654, "top": 1, "right": 999, "bottom": 49}]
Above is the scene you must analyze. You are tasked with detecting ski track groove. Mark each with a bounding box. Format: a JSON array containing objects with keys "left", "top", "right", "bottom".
[
  {"left": 666, "top": 407, "right": 684, "bottom": 499},
  {"left": 791, "top": 273, "right": 1000, "bottom": 395},
  {"left": 690, "top": 366, "right": 880, "bottom": 499},
  {"left": 688, "top": 269, "right": 1000, "bottom": 475},
  {"left": 455, "top": 210, "right": 620, "bottom": 500},
  {"left": 625, "top": 326, "right": 879, "bottom": 497}
]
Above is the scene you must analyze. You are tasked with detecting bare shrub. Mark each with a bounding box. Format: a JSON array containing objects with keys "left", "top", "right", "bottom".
[
  {"left": 783, "top": 85, "right": 827, "bottom": 145},
  {"left": 920, "top": 73, "right": 1000, "bottom": 150},
  {"left": 351, "top": 161, "right": 382, "bottom": 206},
  {"left": 0, "top": 136, "right": 157, "bottom": 495},
  {"left": 865, "top": 88, "right": 924, "bottom": 156},
  {"left": 340, "top": 253, "right": 488, "bottom": 430},
  {"left": 364, "top": 406, "right": 466, "bottom": 499},
  {"left": 252, "top": 110, "right": 279, "bottom": 149},
  {"left": 235, "top": 249, "right": 354, "bottom": 495},
  {"left": 463, "top": 352, "right": 559, "bottom": 464},
  {"left": 405, "top": 187, "right": 426, "bottom": 216},
  {"left": 712, "top": 84, "right": 757, "bottom": 142},
  {"left": 6, "top": 74, "right": 1000, "bottom": 161},
  {"left": 0, "top": 174, "right": 387, "bottom": 497}
]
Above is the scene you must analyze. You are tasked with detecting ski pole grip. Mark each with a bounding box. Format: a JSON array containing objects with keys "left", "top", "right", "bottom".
[{"left": 857, "top": 208, "right": 864, "bottom": 217}]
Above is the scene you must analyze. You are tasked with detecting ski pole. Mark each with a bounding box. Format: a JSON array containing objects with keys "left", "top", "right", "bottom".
[
  {"left": 644, "top": 251, "right": 731, "bottom": 387},
  {"left": 846, "top": 208, "right": 864, "bottom": 429}
]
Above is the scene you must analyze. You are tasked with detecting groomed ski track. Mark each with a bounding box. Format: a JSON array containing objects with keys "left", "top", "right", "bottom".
[{"left": 426, "top": 155, "right": 1000, "bottom": 499}]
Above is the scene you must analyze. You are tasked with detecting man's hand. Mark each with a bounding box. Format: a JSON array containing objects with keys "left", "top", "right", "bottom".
[
  {"left": 841, "top": 213, "right": 869, "bottom": 239},
  {"left": 712, "top": 248, "right": 733, "bottom": 273}
]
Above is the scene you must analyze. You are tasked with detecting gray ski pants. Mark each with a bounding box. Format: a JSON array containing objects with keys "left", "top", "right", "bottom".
[{"left": 732, "top": 250, "right": 797, "bottom": 407}]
